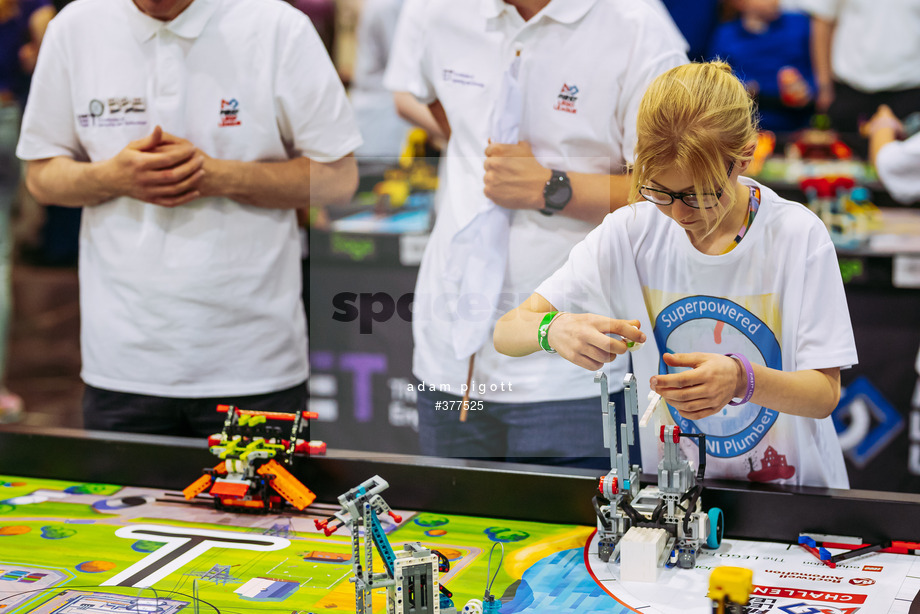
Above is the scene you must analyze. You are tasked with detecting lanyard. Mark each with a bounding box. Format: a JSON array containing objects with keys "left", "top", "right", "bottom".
[{"left": 721, "top": 186, "right": 761, "bottom": 255}]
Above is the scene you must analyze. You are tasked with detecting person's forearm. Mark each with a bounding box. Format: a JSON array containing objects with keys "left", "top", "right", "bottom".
[
  {"left": 204, "top": 154, "right": 357, "bottom": 209},
  {"left": 392, "top": 92, "right": 449, "bottom": 144},
  {"left": 493, "top": 293, "right": 556, "bottom": 357},
  {"left": 25, "top": 157, "right": 120, "bottom": 207},
  {"left": 29, "top": 5, "right": 55, "bottom": 46},
  {"left": 811, "top": 16, "right": 835, "bottom": 106},
  {"left": 562, "top": 172, "right": 633, "bottom": 224},
  {"left": 746, "top": 365, "right": 840, "bottom": 419},
  {"left": 427, "top": 100, "right": 451, "bottom": 143},
  {"left": 494, "top": 308, "right": 546, "bottom": 357},
  {"left": 483, "top": 141, "right": 633, "bottom": 222},
  {"left": 869, "top": 126, "right": 898, "bottom": 168},
  {"left": 19, "top": 5, "right": 56, "bottom": 74}
]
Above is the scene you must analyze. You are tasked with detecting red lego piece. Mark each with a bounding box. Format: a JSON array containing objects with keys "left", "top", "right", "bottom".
[
  {"left": 209, "top": 481, "right": 250, "bottom": 498},
  {"left": 598, "top": 475, "right": 618, "bottom": 495},
  {"left": 309, "top": 441, "right": 326, "bottom": 455}
]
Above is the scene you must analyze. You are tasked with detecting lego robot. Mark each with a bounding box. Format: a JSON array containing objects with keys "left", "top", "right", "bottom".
[
  {"left": 593, "top": 373, "right": 723, "bottom": 570},
  {"left": 183, "top": 405, "right": 324, "bottom": 513},
  {"left": 316, "top": 475, "right": 455, "bottom": 614}
]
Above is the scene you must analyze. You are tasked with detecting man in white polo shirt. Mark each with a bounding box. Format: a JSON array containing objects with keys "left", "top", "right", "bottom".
[
  {"left": 800, "top": 0, "right": 920, "bottom": 132},
  {"left": 17, "top": 0, "right": 362, "bottom": 436},
  {"left": 385, "top": 0, "right": 687, "bottom": 466}
]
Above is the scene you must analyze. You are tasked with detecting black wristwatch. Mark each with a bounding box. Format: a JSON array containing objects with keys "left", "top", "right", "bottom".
[{"left": 541, "top": 169, "right": 572, "bottom": 216}]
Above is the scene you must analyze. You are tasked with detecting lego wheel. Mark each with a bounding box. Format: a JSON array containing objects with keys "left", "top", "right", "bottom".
[
  {"left": 706, "top": 507, "right": 724, "bottom": 549},
  {"left": 462, "top": 599, "right": 483, "bottom": 614}
]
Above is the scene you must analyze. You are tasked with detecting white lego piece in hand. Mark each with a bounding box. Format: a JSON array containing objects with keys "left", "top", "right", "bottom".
[{"left": 640, "top": 391, "right": 662, "bottom": 428}]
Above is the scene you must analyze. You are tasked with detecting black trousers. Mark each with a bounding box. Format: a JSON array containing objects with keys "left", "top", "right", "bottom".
[
  {"left": 82, "top": 381, "right": 308, "bottom": 438},
  {"left": 827, "top": 80, "right": 920, "bottom": 132}
]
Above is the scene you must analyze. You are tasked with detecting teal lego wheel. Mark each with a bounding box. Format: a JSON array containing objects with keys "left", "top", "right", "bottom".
[{"left": 706, "top": 507, "right": 724, "bottom": 549}]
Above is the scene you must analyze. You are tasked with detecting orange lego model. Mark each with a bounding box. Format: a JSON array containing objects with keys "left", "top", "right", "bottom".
[{"left": 183, "top": 405, "right": 325, "bottom": 513}]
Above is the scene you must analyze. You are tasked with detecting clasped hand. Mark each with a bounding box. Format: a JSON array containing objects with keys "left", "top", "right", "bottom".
[
  {"left": 650, "top": 353, "right": 744, "bottom": 420},
  {"left": 107, "top": 125, "right": 210, "bottom": 207},
  {"left": 483, "top": 141, "right": 549, "bottom": 210}
]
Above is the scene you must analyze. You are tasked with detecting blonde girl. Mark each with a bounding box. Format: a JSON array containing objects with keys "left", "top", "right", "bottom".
[{"left": 494, "top": 62, "right": 857, "bottom": 488}]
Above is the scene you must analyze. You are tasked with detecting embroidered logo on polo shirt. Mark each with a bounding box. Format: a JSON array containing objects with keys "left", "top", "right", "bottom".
[
  {"left": 76, "top": 97, "right": 147, "bottom": 128},
  {"left": 553, "top": 84, "right": 578, "bottom": 114},
  {"left": 220, "top": 99, "right": 241, "bottom": 127},
  {"left": 441, "top": 69, "right": 485, "bottom": 89}
]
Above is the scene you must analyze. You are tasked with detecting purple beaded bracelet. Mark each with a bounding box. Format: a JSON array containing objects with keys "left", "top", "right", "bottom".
[{"left": 725, "top": 353, "right": 755, "bottom": 406}]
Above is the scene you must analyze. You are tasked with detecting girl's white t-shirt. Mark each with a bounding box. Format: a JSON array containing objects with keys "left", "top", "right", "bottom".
[{"left": 537, "top": 178, "right": 858, "bottom": 489}]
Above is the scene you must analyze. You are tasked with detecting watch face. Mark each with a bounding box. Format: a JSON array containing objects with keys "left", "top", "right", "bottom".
[{"left": 545, "top": 176, "right": 572, "bottom": 208}]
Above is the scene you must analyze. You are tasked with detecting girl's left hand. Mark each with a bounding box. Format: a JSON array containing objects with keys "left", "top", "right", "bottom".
[{"left": 650, "top": 353, "right": 744, "bottom": 420}]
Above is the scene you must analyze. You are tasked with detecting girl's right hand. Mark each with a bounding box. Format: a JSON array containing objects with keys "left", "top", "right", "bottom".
[{"left": 546, "top": 314, "right": 645, "bottom": 371}]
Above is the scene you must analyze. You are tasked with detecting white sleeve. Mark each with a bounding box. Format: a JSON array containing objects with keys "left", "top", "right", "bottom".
[
  {"left": 636, "top": 0, "right": 689, "bottom": 53},
  {"left": 535, "top": 220, "right": 615, "bottom": 316},
  {"left": 16, "top": 20, "right": 85, "bottom": 162},
  {"left": 382, "top": 0, "right": 435, "bottom": 103},
  {"left": 793, "top": 0, "right": 840, "bottom": 20},
  {"left": 779, "top": 0, "right": 812, "bottom": 11},
  {"left": 274, "top": 12, "right": 362, "bottom": 161},
  {"left": 795, "top": 240, "right": 858, "bottom": 370},
  {"left": 875, "top": 134, "right": 920, "bottom": 205},
  {"left": 614, "top": 9, "right": 688, "bottom": 162},
  {"left": 351, "top": 0, "right": 401, "bottom": 89}
]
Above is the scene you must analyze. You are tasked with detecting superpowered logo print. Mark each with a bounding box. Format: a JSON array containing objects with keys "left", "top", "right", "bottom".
[{"left": 653, "top": 296, "right": 782, "bottom": 459}]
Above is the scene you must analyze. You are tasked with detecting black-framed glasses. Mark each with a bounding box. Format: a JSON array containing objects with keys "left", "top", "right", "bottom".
[{"left": 639, "top": 161, "right": 735, "bottom": 210}]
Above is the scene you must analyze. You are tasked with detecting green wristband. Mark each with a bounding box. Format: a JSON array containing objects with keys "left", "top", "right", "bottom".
[{"left": 538, "top": 311, "right": 559, "bottom": 354}]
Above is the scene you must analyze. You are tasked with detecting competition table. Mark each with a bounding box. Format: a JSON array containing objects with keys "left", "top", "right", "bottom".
[{"left": 0, "top": 427, "right": 918, "bottom": 613}]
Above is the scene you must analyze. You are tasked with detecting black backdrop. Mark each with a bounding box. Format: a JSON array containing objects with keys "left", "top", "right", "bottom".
[{"left": 307, "top": 233, "right": 920, "bottom": 493}]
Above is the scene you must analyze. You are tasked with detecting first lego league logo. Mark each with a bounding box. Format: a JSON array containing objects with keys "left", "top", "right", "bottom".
[
  {"left": 554, "top": 84, "right": 578, "bottom": 113},
  {"left": 220, "top": 98, "right": 241, "bottom": 127}
]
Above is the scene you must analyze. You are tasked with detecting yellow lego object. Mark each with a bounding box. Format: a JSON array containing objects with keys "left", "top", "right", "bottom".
[
  {"left": 749, "top": 131, "right": 776, "bottom": 177},
  {"left": 709, "top": 566, "right": 753, "bottom": 614},
  {"left": 239, "top": 414, "right": 267, "bottom": 427},
  {"left": 239, "top": 439, "right": 285, "bottom": 462},
  {"left": 374, "top": 178, "right": 411, "bottom": 208},
  {"left": 399, "top": 128, "right": 429, "bottom": 168}
]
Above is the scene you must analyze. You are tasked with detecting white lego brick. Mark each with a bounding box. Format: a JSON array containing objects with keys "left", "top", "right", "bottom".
[
  {"left": 640, "top": 392, "right": 663, "bottom": 428},
  {"left": 620, "top": 527, "right": 669, "bottom": 582},
  {"left": 392, "top": 548, "right": 439, "bottom": 614}
]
